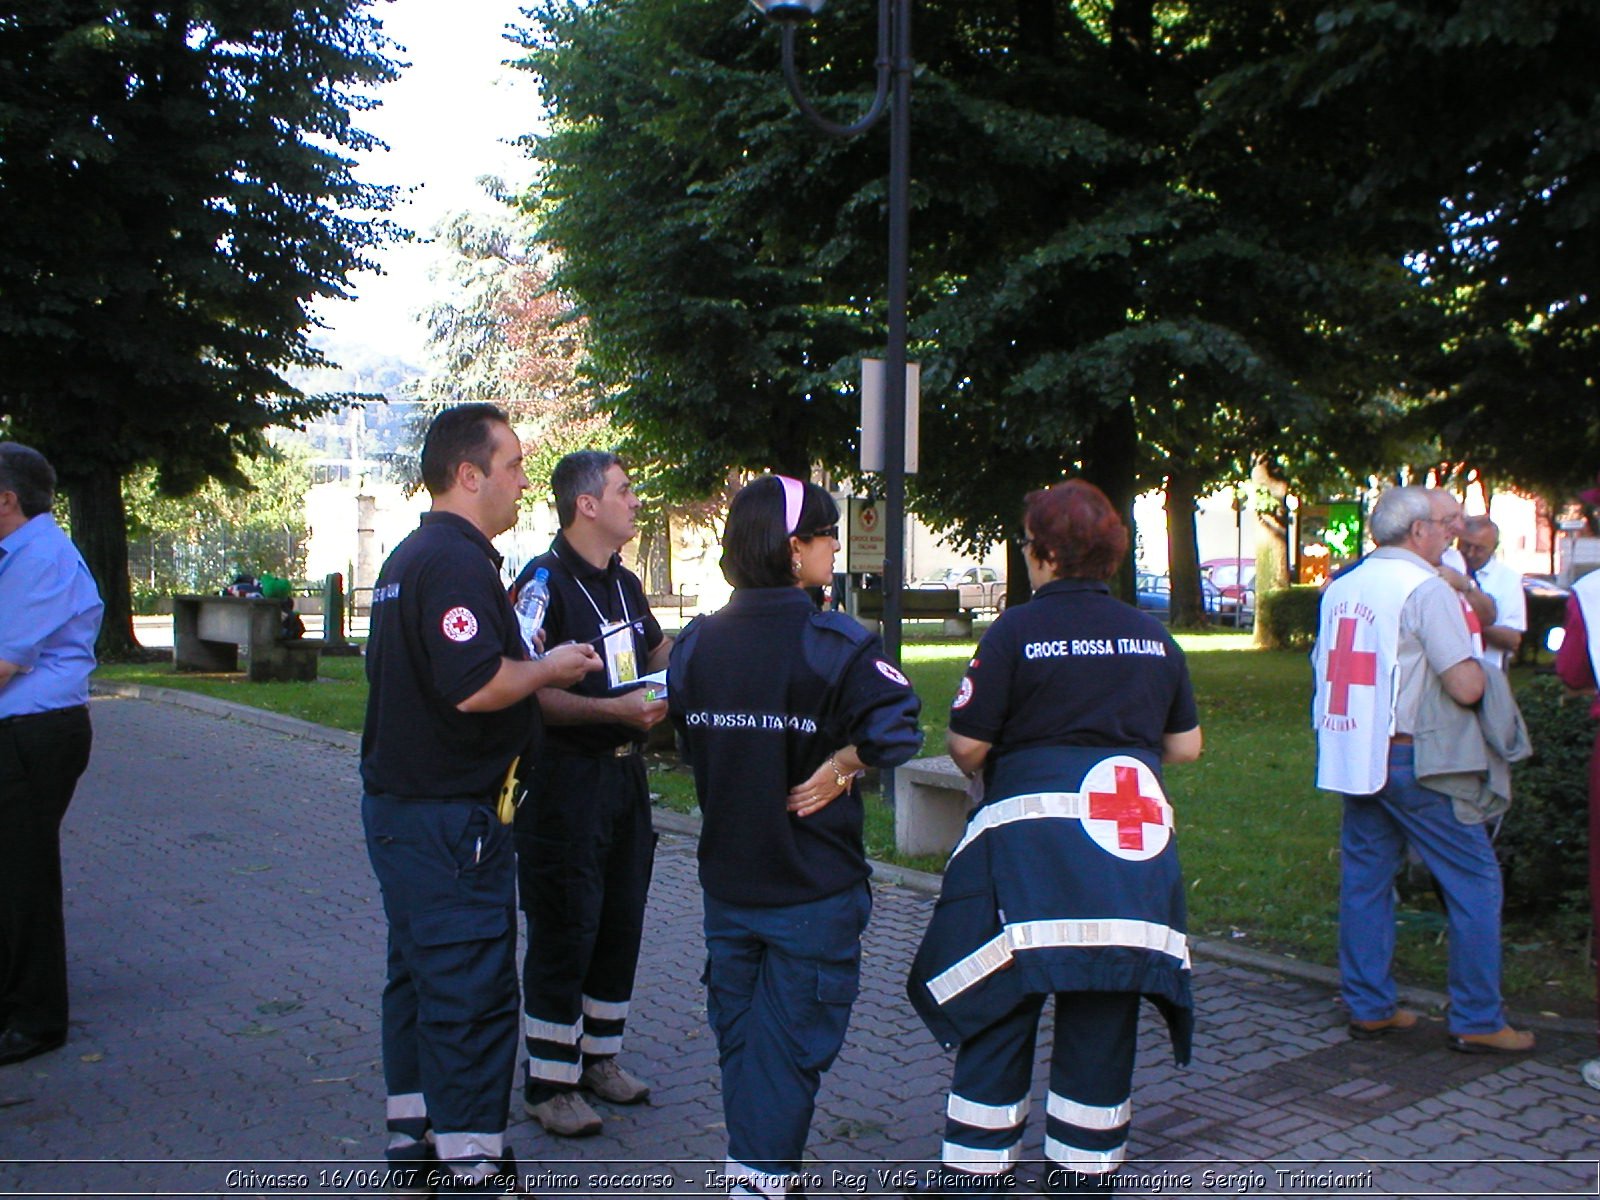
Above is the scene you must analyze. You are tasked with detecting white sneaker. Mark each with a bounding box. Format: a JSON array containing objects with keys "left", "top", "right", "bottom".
[{"left": 1581, "top": 1058, "right": 1600, "bottom": 1092}]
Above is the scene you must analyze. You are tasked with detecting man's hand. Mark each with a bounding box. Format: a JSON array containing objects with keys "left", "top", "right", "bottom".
[
  {"left": 539, "top": 642, "right": 603, "bottom": 689},
  {"left": 611, "top": 686, "right": 668, "bottom": 732}
]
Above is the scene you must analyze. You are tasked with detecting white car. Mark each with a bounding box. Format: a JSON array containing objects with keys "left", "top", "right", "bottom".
[{"left": 913, "top": 566, "right": 1005, "bottom": 611}]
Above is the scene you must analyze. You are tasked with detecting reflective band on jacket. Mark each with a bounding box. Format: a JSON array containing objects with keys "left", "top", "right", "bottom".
[
  {"left": 1047, "top": 1091, "right": 1131, "bottom": 1131},
  {"left": 385, "top": 1092, "right": 427, "bottom": 1120},
  {"left": 927, "top": 918, "right": 1190, "bottom": 1006},
  {"left": 949, "top": 785, "right": 1170, "bottom": 864},
  {"left": 948, "top": 1092, "right": 1029, "bottom": 1129}
]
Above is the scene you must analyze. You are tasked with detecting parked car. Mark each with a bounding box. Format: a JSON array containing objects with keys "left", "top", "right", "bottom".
[
  {"left": 1136, "top": 572, "right": 1222, "bottom": 619},
  {"left": 1201, "top": 556, "right": 1256, "bottom": 625},
  {"left": 913, "top": 565, "right": 1006, "bottom": 611}
]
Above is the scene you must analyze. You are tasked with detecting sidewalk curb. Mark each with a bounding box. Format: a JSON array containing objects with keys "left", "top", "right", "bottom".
[{"left": 96, "top": 679, "right": 1594, "bottom": 1038}]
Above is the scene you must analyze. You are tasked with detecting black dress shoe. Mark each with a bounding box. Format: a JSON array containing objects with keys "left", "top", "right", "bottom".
[{"left": 0, "top": 1028, "right": 66, "bottom": 1066}]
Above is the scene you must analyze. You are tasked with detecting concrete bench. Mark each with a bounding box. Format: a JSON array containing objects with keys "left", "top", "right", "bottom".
[
  {"left": 172, "top": 595, "right": 320, "bottom": 683},
  {"left": 894, "top": 754, "right": 975, "bottom": 857},
  {"left": 855, "top": 589, "right": 974, "bottom": 637}
]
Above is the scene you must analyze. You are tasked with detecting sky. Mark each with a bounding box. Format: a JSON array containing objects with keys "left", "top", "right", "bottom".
[{"left": 310, "top": 0, "right": 542, "bottom": 363}]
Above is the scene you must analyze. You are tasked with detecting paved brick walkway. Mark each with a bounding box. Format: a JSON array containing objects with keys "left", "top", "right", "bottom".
[{"left": 0, "top": 694, "right": 1596, "bottom": 1198}]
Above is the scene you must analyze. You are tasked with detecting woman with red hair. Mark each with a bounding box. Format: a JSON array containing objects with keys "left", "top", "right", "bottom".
[{"left": 909, "top": 479, "right": 1203, "bottom": 1198}]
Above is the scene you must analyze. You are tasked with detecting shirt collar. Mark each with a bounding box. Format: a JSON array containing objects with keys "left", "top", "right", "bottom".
[
  {"left": 1033, "top": 577, "right": 1111, "bottom": 599},
  {"left": 552, "top": 530, "right": 618, "bottom": 583},
  {"left": 421, "top": 510, "right": 503, "bottom": 569},
  {"left": 0, "top": 512, "right": 60, "bottom": 557},
  {"left": 1370, "top": 545, "right": 1436, "bottom": 573},
  {"left": 728, "top": 586, "right": 817, "bottom": 613}
]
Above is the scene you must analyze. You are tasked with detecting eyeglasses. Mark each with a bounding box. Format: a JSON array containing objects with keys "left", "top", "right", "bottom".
[
  {"left": 1013, "top": 535, "right": 1035, "bottom": 551},
  {"left": 802, "top": 525, "right": 839, "bottom": 541}
]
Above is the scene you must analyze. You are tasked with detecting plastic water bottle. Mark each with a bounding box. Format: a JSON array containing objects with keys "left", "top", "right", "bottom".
[{"left": 514, "top": 567, "right": 551, "bottom": 658}]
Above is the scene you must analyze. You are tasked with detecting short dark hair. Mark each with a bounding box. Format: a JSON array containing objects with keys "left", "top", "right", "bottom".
[
  {"left": 419, "top": 404, "right": 510, "bottom": 497},
  {"left": 552, "top": 449, "right": 624, "bottom": 528},
  {"left": 721, "top": 475, "right": 840, "bottom": 590},
  {"left": 0, "top": 442, "right": 57, "bottom": 518},
  {"left": 1023, "top": 479, "right": 1128, "bottom": 581}
]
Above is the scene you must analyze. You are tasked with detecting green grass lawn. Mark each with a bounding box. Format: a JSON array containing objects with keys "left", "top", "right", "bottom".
[{"left": 96, "top": 630, "right": 1591, "bottom": 1016}]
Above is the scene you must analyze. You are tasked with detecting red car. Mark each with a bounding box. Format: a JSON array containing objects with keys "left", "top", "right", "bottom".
[{"left": 1201, "top": 557, "right": 1256, "bottom": 623}]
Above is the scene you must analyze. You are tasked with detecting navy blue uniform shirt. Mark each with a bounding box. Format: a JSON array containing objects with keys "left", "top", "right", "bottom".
[
  {"left": 361, "top": 512, "right": 538, "bottom": 799},
  {"left": 670, "top": 587, "right": 923, "bottom": 907},
  {"left": 949, "top": 578, "right": 1197, "bottom": 764},
  {"left": 512, "top": 531, "right": 663, "bottom": 755}
]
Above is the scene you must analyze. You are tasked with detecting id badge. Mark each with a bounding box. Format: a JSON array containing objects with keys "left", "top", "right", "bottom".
[{"left": 599, "top": 620, "right": 638, "bottom": 689}]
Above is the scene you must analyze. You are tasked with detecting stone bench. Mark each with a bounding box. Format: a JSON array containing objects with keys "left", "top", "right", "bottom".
[
  {"left": 172, "top": 595, "right": 320, "bottom": 683},
  {"left": 894, "top": 754, "right": 975, "bottom": 857},
  {"left": 854, "top": 589, "right": 974, "bottom": 637}
]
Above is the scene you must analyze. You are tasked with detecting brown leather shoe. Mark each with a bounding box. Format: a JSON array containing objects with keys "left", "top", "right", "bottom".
[
  {"left": 1448, "top": 1025, "right": 1535, "bottom": 1054},
  {"left": 1348, "top": 1008, "right": 1418, "bottom": 1040}
]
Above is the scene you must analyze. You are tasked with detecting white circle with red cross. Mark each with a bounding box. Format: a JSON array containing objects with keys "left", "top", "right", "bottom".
[
  {"left": 1078, "top": 755, "right": 1172, "bottom": 861},
  {"left": 441, "top": 606, "right": 479, "bottom": 643}
]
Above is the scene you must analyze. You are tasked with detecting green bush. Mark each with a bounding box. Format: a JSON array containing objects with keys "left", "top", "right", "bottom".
[
  {"left": 1499, "top": 675, "right": 1594, "bottom": 923},
  {"left": 1254, "top": 585, "right": 1322, "bottom": 650}
]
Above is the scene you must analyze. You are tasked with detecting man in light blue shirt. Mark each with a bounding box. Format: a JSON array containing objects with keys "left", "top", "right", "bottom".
[{"left": 0, "top": 442, "right": 103, "bottom": 1066}]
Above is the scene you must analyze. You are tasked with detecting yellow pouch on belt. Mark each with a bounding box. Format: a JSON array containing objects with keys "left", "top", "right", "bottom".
[{"left": 496, "top": 756, "right": 521, "bottom": 825}]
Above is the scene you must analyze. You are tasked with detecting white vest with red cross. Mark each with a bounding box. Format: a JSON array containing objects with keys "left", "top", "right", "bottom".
[
  {"left": 1312, "top": 554, "right": 1435, "bottom": 795},
  {"left": 1576, "top": 569, "right": 1600, "bottom": 688}
]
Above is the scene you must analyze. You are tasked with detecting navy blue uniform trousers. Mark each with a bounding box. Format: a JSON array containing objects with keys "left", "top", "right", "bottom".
[
  {"left": 363, "top": 795, "right": 518, "bottom": 1174},
  {"left": 516, "top": 748, "right": 655, "bottom": 1100},
  {"left": 944, "top": 991, "right": 1139, "bottom": 1195}
]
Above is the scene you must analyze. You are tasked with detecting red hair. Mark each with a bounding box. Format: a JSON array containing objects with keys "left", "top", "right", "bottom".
[{"left": 1023, "top": 479, "right": 1128, "bottom": 581}]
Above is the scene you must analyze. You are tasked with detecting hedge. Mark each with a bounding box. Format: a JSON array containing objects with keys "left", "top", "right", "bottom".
[
  {"left": 1499, "top": 675, "right": 1595, "bottom": 926},
  {"left": 1254, "top": 585, "right": 1322, "bottom": 650}
]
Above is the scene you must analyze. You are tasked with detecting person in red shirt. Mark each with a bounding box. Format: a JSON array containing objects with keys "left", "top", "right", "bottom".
[{"left": 1556, "top": 571, "right": 1600, "bottom": 1092}]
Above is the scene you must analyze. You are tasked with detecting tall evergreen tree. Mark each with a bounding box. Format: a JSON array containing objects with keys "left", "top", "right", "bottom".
[
  {"left": 516, "top": 0, "right": 1423, "bottom": 617},
  {"left": 0, "top": 2, "right": 400, "bottom": 654}
]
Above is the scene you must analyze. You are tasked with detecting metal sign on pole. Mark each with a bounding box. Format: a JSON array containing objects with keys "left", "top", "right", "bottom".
[{"left": 860, "top": 358, "right": 920, "bottom": 475}]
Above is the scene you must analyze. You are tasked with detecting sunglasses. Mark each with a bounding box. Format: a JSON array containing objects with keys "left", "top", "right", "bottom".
[{"left": 803, "top": 525, "right": 840, "bottom": 540}]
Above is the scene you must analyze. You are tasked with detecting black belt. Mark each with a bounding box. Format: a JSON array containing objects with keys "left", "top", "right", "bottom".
[
  {"left": 548, "top": 741, "right": 642, "bottom": 760},
  {"left": 0, "top": 703, "right": 88, "bottom": 729}
]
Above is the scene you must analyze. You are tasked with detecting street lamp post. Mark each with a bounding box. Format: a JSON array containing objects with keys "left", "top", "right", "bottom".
[{"left": 748, "top": 0, "right": 912, "bottom": 665}]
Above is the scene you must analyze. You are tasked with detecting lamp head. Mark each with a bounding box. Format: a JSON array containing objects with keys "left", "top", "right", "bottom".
[{"left": 749, "top": 0, "right": 826, "bottom": 22}]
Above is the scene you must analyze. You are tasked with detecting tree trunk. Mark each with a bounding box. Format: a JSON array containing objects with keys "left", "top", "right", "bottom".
[
  {"left": 1165, "top": 471, "right": 1207, "bottom": 628},
  {"left": 64, "top": 466, "right": 141, "bottom": 659},
  {"left": 1251, "top": 453, "right": 1291, "bottom": 589},
  {"left": 1250, "top": 454, "right": 1291, "bottom": 649},
  {"left": 1081, "top": 399, "right": 1139, "bottom": 603},
  {"left": 1005, "top": 537, "right": 1030, "bottom": 609}
]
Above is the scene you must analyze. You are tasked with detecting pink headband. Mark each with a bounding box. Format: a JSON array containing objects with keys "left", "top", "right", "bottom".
[{"left": 776, "top": 475, "right": 805, "bottom": 535}]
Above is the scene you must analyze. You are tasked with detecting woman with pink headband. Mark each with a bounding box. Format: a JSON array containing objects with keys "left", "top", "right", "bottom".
[{"left": 669, "top": 474, "right": 924, "bottom": 1199}]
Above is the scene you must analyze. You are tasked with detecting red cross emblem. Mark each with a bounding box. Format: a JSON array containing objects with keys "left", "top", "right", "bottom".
[
  {"left": 1325, "top": 616, "right": 1377, "bottom": 716},
  {"left": 441, "top": 605, "right": 479, "bottom": 643},
  {"left": 1087, "top": 765, "right": 1167, "bottom": 851}
]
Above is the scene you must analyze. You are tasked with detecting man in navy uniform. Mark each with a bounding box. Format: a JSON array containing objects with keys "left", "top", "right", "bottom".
[
  {"left": 360, "top": 405, "right": 599, "bottom": 1191},
  {"left": 0, "top": 442, "right": 103, "bottom": 1067},
  {"left": 511, "top": 451, "right": 670, "bottom": 1138}
]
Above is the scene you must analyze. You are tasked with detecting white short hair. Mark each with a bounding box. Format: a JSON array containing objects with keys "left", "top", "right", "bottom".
[{"left": 1370, "top": 486, "right": 1434, "bottom": 547}]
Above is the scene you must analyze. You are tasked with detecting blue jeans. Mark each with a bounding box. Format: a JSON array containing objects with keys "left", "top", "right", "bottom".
[
  {"left": 1339, "top": 745, "right": 1506, "bottom": 1034},
  {"left": 702, "top": 882, "right": 871, "bottom": 1180}
]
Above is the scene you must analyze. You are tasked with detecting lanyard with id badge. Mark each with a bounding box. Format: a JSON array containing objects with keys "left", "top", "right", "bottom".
[{"left": 577, "top": 575, "right": 641, "bottom": 690}]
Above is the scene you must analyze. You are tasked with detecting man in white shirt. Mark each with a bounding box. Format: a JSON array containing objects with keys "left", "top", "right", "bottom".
[{"left": 1454, "top": 517, "right": 1527, "bottom": 669}]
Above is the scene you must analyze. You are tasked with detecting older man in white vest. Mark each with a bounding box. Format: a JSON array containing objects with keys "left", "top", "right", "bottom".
[{"left": 1312, "top": 486, "right": 1533, "bottom": 1054}]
